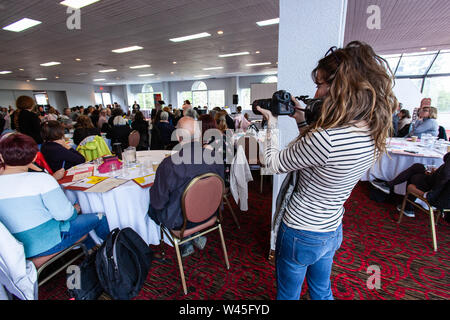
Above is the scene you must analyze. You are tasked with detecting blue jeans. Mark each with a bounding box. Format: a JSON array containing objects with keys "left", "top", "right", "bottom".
[
  {"left": 32, "top": 214, "right": 110, "bottom": 258},
  {"left": 276, "top": 222, "right": 343, "bottom": 300}
]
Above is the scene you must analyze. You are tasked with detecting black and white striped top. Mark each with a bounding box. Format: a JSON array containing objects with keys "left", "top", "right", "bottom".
[{"left": 265, "top": 125, "right": 376, "bottom": 232}]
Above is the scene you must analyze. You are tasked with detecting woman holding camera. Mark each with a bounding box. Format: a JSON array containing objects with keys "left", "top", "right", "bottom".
[{"left": 257, "top": 41, "right": 397, "bottom": 300}]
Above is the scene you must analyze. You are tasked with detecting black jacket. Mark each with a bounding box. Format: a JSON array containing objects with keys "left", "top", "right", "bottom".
[
  {"left": 427, "top": 152, "right": 450, "bottom": 207},
  {"left": 12, "top": 110, "right": 43, "bottom": 144},
  {"left": 40, "top": 141, "right": 85, "bottom": 172},
  {"left": 148, "top": 142, "right": 225, "bottom": 230},
  {"left": 106, "top": 125, "right": 132, "bottom": 150},
  {"left": 73, "top": 127, "right": 101, "bottom": 146}
]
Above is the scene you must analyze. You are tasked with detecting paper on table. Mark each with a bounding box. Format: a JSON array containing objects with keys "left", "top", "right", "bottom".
[
  {"left": 67, "top": 164, "right": 95, "bottom": 176},
  {"left": 133, "top": 173, "right": 156, "bottom": 188},
  {"left": 84, "top": 178, "right": 128, "bottom": 193},
  {"left": 68, "top": 176, "right": 108, "bottom": 189}
]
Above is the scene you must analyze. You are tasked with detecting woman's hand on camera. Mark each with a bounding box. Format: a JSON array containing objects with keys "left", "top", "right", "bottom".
[
  {"left": 256, "top": 106, "right": 277, "bottom": 126},
  {"left": 290, "top": 96, "right": 306, "bottom": 124}
]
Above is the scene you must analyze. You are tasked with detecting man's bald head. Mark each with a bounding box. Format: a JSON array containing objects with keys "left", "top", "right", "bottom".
[{"left": 176, "top": 116, "right": 201, "bottom": 143}]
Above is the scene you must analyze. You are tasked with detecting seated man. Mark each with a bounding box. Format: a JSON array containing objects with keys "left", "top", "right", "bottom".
[
  {"left": 371, "top": 152, "right": 450, "bottom": 217},
  {"left": 148, "top": 117, "right": 225, "bottom": 257}
]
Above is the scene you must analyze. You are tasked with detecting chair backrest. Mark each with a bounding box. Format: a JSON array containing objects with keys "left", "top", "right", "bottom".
[
  {"left": 78, "top": 135, "right": 98, "bottom": 147},
  {"left": 237, "top": 135, "right": 261, "bottom": 166},
  {"left": 128, "top": 130, "right": 140, "bottom": 148},
  {"left": 181, "top": 173, "right": 224, "bottom": 225}
]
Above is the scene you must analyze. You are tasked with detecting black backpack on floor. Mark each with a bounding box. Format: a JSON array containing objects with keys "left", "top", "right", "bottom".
[
  {"left": 95, "top": 227, "right": 153, "bottom": 300},
  {"left": 67, "top": 251, "right": 104, "bottom": 300}
]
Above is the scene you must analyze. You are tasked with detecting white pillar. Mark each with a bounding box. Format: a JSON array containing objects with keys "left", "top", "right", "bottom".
[{"left": 269, "top": 0, "right": 348, "bottom": 259}]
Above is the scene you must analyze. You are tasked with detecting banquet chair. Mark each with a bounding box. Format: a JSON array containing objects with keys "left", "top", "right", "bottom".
[
  {"left": 159, "top": 173, "right": 230, "bottom": 295},
  {"left": 128, "top": 130, "right": 140, "bottom": 148},
  {"left": 397, "top": 184, "right": 448, "bottom": 252},
  {"left": 236, "top": 135, "right": 266, "bottom": 193},
  {"left": 223, "top": 187, "right": 240, "bottom": 229},
  {"left": 29, "top": 235, "right": 89, "bottom": 287}
]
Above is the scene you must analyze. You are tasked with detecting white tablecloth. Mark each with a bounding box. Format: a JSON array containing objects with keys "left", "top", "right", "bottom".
[
  {"left": 361, "top": 138, "right": 446, "bottom": 195},
  {"left": 63, "top": 151, "right": 175, "bottom": 246}
]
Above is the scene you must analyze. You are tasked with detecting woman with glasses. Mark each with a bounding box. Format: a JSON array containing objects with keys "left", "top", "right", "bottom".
[{"left": 257, "top": 41, "right": 397, "bottom": 300}]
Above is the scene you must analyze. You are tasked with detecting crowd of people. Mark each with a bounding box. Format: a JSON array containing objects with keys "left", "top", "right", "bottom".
[{"left": 0, "top": 41, "right": 449, "bottom": 301}]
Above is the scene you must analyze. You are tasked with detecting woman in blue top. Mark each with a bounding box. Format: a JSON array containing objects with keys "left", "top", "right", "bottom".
[
  {"left": 0, "top": 133, "right": 109, "bottom": 258},
  {"left": 408, "top": 106, "right": 439, "bottom": 138}
]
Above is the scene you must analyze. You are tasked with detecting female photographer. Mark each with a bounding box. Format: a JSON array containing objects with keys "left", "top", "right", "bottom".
[{"left": 257, "top": 41, "right": 397, "bottom": 300}]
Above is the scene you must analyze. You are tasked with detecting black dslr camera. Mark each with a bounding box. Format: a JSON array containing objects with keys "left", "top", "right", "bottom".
[{"left": 252, "top": 90, "right": 323, "bottom": 125}]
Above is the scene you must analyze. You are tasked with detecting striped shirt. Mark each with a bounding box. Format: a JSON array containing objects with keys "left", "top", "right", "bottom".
[{"left": 265, "top": 124, "right": 376, "bottom": 232}]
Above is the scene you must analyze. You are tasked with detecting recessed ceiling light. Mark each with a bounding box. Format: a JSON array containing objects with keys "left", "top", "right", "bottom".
[
  {"left": 35, "top": 78, "right": 47, "bottom": 81},
  {"left": 0, "top": 71, "right": 12, "bottom": 74},
  {"left": 170, "top": 72, "right": 174, "bottom": 75},
  {"left": 19, "top": 68, "right": 25, "bottom": 71},
  {"left": 256, "top": 18, "right": 280, "bottom": 27},
  {"left": 246, "top": 62, "right": 271, "bottom": 67},
  {"left": 138, "top": 74, "right": 155, "bottom": 77},
  {"left": 75, "top": 58, "right": 82, "bottom": 61},
  {"left": 93, "top": 78, "right": 105, "bottom": 81},
  {"left": 55, "top": 76, "right": 60, "bottom": 79},
  {"left": 255, "top": 51, "right": 260, "bottom": 54},
  {"left": 194, "top": 75, "right": 210, "bottom": 78},
  {"left": 26, "top": 80, "right": 31, "bottom": 82},
  {"left": 169, "top": 32, "right": 211, "bottom": 42},
  {"left": 203, "top": 67, "right": 224, "bottom": 70},
  {"left": 217, "top": 30, "right": 224, "bottom": 35},
  {"left": 40, "top": 62, "right": 61, "bottom": 67},
  {"left": 129, "top": 64, "right": 151, "bottom": 69},
  {"left": 106, "top": 83, "right": 117, "bottom": 85},
  {"left": 219, "top": 52, "right": 250, "bottom": 58},
  {"left": 421, "top": 47, "right": 427, "bottom": 50},
  {"left": 99, "top": 69, "right": 117, "bottom": 73},
  {"left": 172, "top": 61, "right": 177, "bottom": 64},
  {"left": 112, "top": 46, "right": 143, "bottom": 53},
  {"left": 2, "top": 18, "right": 42, "bottom": 32},
  {"left": 60, "top": 0, "right": 100, "bottom": 9}
]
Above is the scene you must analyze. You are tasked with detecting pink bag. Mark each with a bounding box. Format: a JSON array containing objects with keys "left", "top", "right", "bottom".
[{"left": 97, "top": 156, "right": 123, "bottom": 173}]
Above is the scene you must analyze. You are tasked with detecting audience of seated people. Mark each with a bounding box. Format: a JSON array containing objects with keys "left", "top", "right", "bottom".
[
  {"left": 40, "top": 120, "right": 85, "bottom": 173},
  {"left": 371, "top": 152, "right": 450, "bottom": 217},
  {"left": 148, "top": 117, "right": 225, "bottom": 257},
  {"left": 0, "top": 132, "right": 110, "bottom": 259},
  {"left": 72, "top": 115, "right": 101, "bottom": 146}
]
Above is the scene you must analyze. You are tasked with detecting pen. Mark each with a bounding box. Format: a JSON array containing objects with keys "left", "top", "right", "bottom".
[{"left": 62, "top": 160, "right": 66, "bottom": 169}]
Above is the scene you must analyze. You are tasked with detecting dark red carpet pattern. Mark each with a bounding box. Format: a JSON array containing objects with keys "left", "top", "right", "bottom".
[{"left": 39, "top": 177, "right": 450, "bottom": 300}]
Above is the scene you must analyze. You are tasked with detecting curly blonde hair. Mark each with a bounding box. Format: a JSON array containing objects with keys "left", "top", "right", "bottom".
[{"left": 303, "top": 41, "right": 398, "bottom": 157}]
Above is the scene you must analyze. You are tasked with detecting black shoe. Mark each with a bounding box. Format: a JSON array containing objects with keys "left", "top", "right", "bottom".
[
  {"left": 370, "top": 180, "right": 391, "bottom": 194},
  {"left": 397, "top": 205, "right": 415, "bottom": 218}
]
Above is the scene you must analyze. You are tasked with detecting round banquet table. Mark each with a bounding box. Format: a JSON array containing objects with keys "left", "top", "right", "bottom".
[
  {"left": 361, "top": 138, "right": 447, "bottom": 195},
  {"left": 63, "top": 150, "right": 175, "bottom": 245}
]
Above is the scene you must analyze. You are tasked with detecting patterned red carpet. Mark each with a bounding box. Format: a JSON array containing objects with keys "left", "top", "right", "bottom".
[{"left": 39, "top": 177, "right": 450, "bottom": 300}]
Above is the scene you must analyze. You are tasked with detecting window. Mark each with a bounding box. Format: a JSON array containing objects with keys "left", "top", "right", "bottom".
[
  {"left": 428, "top": 52, "right": 450, "bottom": 75},
  {"left": 34, "top": 93, "right": 48, "bottom": 105},
  {"left": 423, "top": 76, "right": 450, "bottom": 113},
  {"left": 208, "top": 90, "right": 225, "bottom": 109},
  {"left": 262, "top": 76, "right": 278, "bottom": 83},
  {"left": 192, "top": 81, "right": 207, "bottom": 107},
  {"left": 102, "top": 92, "right": 112, "bottom": 106},
  {"left": 395, "top": 52, "right": 436, "bottom": 76},
  {"left": 192, "top": 81, "right": 207, "bottom": 91},
  {"left": 240, "top": 88, "right": 251, "bottom": 109},
  {"left": 135, "top": 84, "right": 163, "bottom": 110},
  {"left": 381, "top": 54, "right": 401, "bottom": 73},
  {"left": 95, "top": 93, "right": 103, "bottom": 105},
  {"left": 177, "top": 91, "right": 193, "bottom": 107}
]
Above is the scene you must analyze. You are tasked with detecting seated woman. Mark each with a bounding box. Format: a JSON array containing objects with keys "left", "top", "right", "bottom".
[
  {"left": 106, "top": 115, "right": 131, "bottom": 150},
  {"left": 396, "top": 109, "right": 412, "bottom": 137},
  {"left": 131, "top": 111, "right": 149, "bottom": 150},
  {"left": 371, "top": 152, "right": 450, "bottom": 217},
  {"left": 0, "top": 133, "right": 109, "bottom": 258},
  {"left": 72, "top": 115, "right": 101, "bottom": 146},
  {"left": 408, "top": 106, "right": 439, "bottom": 138},
  {"left": 40, "top": 120, "right": 86, "bottom": 172}
]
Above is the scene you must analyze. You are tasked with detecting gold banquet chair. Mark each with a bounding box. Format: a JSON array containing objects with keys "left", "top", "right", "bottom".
[
  {"left": 397, "top": 184, "right": 447, "bottom": 252},
  {"left": 159, "top": 173, "right": 230, "bottom": 295}
]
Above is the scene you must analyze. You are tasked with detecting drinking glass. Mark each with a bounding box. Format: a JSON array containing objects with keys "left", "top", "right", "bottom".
[{"left": 152, "top": 162, "right": 160, "bottom": 172}]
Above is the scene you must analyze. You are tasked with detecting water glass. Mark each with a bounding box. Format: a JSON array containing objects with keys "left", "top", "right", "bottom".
[{"left": 110, "top": 163, "right": 118, "bottom": 176}]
